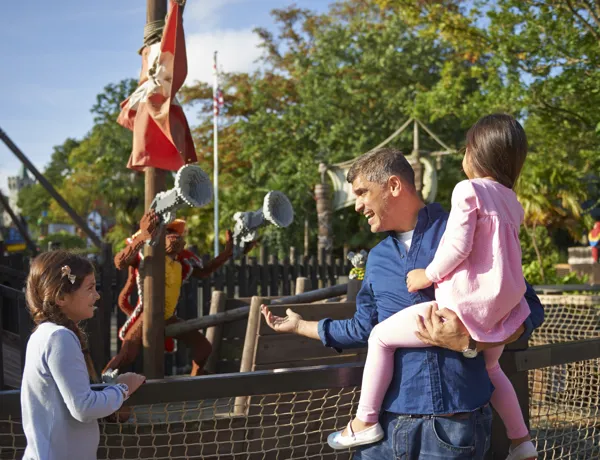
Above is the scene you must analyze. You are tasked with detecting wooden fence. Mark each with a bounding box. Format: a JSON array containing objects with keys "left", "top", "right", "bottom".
[{"left": 1, "top": 246, "right": 357, "bottom": 383}]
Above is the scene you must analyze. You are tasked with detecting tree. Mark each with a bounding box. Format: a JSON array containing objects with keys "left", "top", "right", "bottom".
[
  {"left": 18, "top": 138, "right": 81, "bottom": 233},
  {"left": 375, "top": 0, "right": 599, "bottom": 280},
  {"left": 18, "top": 79, "right": 147, "bottom": 248},
  {"left": 182, "top": 2, "right": 474, "bottom": 255}
]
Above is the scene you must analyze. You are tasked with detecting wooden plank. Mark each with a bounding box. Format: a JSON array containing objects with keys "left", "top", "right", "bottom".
[
  {"left": 225, "top": 297, "right": 252, "bottom": 310},
  {"left": 514, "top": 337, "right": 600, "bottom": 371},
  {"left": 17, "top": 295, "right": 31, "bottom": 372},
  {"left": 235, "top": 296, "right": 267, "bottom": 415},
  {"left": 220, "top": 319, "right": 248, "bottom": 340},
  {"left": 253, "top": 353, "right": 366, "bottom": 371},
  {"left": 0, "top": 296, "right": 4, "bottom": 389},
  {"left": 249, "top": 257, "right": 258, "bottom": 296},
  {"left": 269, "top": 254, "right": 279, "bottom": 296},
  {"left": 260, "top": 246, "right": 268, "bottom": 296},
  {"left": 226, "top": 257, "right": 235, "bottom": 298},
  {"left": 215, "top": 359, "right": 241, "bottom": 374},
  {"left": 204, "top": 291, "right": 226, "bottom": 374},
  {"left": 254, "top": 334, "right": 367, "bottom": 366},
  {"left": 282, "top": 256, "right": 291, "bottom": 296},
  {"left": 2, "top": 331, "right": 22, "bottom": 388},
  {"left": 259, "top": 302, "right": 356, "bottom": 336},
  {"left": 239, "top": 256, "right": 248, "bottom": 297}
]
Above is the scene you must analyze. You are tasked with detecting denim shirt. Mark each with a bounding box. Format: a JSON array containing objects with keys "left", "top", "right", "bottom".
[{"left": 318, "top": 203, "right": 544, "bottom": 415}]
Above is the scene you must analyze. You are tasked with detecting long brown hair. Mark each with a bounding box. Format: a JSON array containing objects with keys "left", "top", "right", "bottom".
[
  {"left": 466, "top": 113, "right": 528, "bottom": 189},
  {"left": 25, "top": 250, "right": 99, "bottom": 381}
]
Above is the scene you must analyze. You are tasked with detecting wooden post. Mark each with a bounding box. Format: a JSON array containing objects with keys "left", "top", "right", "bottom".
[
  {"left": 235, "top": 296, "right": 267, "bottom": 415},
  {"left": 143, "top": 168, "right": 166, "bottom": 379},
  {"left": 346, "top": 279, "right": 362, "bottom": 302},
  {"left": 204, "top": 291, "right": 226, "bottom": 374},
  {"left": 141, "top": 0, "right": 168, "bottom": 381},
  {"left": 295, "top": 277, "right": 311, "bottom": 295}
]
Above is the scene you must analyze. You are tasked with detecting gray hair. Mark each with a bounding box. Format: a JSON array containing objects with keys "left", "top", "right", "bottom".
[{"left": 346, "top": 147, "right": 415, "bottom": 187}]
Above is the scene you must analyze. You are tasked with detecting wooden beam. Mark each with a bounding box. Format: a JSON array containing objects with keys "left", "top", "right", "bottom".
[
  {"left": 164, "top": 283, "right": 349, "bottom": 337},
  {"left": 141, "top": 0, "right": 168, "bottom": 379}
]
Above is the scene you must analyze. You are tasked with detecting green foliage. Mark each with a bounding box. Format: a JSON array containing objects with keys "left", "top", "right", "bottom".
[
  {"left": 16, "top": 0, "right": 599, "bottom": 275},
  {"left": 520, "top": 225, "right": 588, "bottom": 286},
  {"left": 18, "top": 79, "right": 145, "bottom": 242},
  {"left": 39, "top": 231, "right": 86, "bottom": 251},
  {"left": 182, "top": 2, "right": 470, "bottom": 254}
]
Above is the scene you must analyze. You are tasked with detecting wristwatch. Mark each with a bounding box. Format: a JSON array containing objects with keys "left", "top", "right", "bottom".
[{"left": 462, "top": 337, "right": 478, "bottom": 359}]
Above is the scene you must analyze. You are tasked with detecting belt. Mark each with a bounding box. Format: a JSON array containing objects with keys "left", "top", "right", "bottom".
[{"left": 402, "top": 404, "right": 489, "bottom": 420}]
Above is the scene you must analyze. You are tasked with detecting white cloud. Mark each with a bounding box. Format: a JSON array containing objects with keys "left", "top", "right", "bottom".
[
  {"left": 182, "top": 0, "right": 263, "bottom": 85},
  {"left": 185, "top": 28, "right": 263, "bottom": 86},
  {"left": 184, "top": 0, "right": 249, "bottom": 29}
]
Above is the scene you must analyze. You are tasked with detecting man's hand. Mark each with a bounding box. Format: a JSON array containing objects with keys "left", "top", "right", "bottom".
[
  {"left": 407, "top": 269, "right": 433, "bottom": 293},
  {"left": 139, "top": 210, "right": 160, "bottom": 241},
  {"left": 261, "top": 305, "right": 302, "bottom": 334},
  {"left": 415, "top": 304, "right": 470, "bottom": 352}
]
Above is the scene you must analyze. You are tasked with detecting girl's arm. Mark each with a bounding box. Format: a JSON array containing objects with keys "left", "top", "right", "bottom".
[
  {"left": 425, "top": 180, "right": 478, "bottom": 283},
  {"left": 46, "top": 330, "right": 126, "bottom": 423}
]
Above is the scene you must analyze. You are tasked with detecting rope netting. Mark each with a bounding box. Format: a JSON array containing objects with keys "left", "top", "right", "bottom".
[
  {"left": 529, "top": 295, "right": 600, "bottom": 459},
  {"left": 1, "top": 294, "right": 599, "bottom": 459}
]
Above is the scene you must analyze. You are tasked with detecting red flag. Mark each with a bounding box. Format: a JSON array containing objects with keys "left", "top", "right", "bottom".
[{"left": 118, "top": 0, "right": 197, "bottom": 171}]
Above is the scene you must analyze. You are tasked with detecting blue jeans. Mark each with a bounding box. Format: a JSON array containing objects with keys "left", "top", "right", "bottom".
[{"left": 353, "top": 405, "right": 493, "bottom": 459}]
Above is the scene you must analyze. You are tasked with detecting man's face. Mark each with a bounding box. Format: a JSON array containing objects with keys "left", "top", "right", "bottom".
[
  {"left": 165, "top": 228, "right": 185, "bottom": 254},
  {"left": 352, "top": 174, "right": 391, "bottom": 233}
]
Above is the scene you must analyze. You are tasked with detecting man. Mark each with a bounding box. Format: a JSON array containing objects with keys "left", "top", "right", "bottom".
[{"left": 261, "top": 147, "right": 544, "bottom": 459}]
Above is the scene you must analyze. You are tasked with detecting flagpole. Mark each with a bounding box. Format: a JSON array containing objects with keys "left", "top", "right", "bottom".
[{"left": 213, "top": 51, "right": 219, "bottom": 256}]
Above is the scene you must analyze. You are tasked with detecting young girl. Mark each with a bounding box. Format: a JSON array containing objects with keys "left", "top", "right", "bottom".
[
  {"left": 21, "top": 250, "right": 146, "bottom": 460},
  {"left": 328, "top": 114, "right": 538, "bottom": 460}
]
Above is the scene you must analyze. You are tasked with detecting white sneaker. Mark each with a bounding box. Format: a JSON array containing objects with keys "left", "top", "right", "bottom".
[
  {"left": 327, "top": 421, "right": 384, "bottom": 450},
  {"left": 506, "top": 441, "right": 538, "bottom": 460}
]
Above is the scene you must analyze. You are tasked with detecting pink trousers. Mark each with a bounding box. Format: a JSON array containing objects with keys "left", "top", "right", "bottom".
[{"left": 356, "top": 301, "right": 529, "bottom": 440}]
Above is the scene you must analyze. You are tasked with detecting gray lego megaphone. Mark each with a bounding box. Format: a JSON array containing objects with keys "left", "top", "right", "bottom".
[
  {"left": 148, "top": 164, "right": 212, "bottom": 243},
  {"left": 232, "top": 191, "right": 294, "bottom": 257}
]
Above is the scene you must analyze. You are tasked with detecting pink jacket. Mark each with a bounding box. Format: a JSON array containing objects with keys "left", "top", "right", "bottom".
[{"left": 425, "top": 179, "right": 530, "bottom": 342}]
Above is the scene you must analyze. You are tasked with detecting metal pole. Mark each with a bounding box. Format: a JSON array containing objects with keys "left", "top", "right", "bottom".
[
  {"left": 213, "top": 51, "right": 220, "bottom": 256},
  {"left": 142, "top": 0, "right": 168, "bottom": 379},
  {"left": 0, "top": 127, "right": 103, "bottom": 248}
]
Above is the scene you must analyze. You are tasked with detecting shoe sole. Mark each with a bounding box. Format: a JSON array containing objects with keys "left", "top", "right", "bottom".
[{"left": 327, "top": 432, "right": 385, "bottom": 450}]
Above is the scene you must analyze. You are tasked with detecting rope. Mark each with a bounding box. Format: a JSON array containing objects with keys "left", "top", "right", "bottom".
[
  {"left": 139, "top": 19, "right": 165, "bottom": 54},
  {"left": 139, "top": 0, "right": 187, "bottom": 53}
]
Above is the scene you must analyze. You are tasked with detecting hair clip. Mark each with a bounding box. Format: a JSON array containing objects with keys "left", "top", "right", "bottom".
[{"left": 61, "top": 265, "right": 76, "bottom": 285}]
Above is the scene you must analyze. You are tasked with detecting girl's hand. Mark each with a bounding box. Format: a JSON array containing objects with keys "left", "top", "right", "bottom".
[
  {"left": 406, "top": 269, "right": 433, "bottom": 292},
  {"left": 116, "top": 372, "right": 146, "bottom": 396}
]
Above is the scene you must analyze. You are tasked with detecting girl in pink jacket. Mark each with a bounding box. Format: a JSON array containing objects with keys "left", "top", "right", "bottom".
[{"left": 329, "top": 114, "right": 537, "bottom": 460}]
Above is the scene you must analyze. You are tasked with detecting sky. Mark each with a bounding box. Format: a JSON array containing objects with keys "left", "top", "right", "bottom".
[{"left": 0, "top": 0, "right": 329, "bottom": 195}]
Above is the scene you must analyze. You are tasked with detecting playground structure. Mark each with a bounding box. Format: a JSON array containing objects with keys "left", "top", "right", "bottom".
[{"left": 1, "top": 280, "right": 599, "bottom": 459}]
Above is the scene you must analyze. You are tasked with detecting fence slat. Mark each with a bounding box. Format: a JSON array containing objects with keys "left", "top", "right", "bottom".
[
  {"left": 269, "top": 255, "right": 278, "bottom": 296},
  {"left": 282, "top": 256, "right": 291, "bottom": 296},
  {"left": 226, "top": 257, "right": 235, "bottom": 298},
  {"left": 239, "top": 257, "right": 248, "bottom": 298},
  {"left": 249, "top": 257, "right": 258, "bottom": 296}
]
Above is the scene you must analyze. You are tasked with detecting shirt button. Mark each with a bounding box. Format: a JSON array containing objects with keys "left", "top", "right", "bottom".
[{"left": 400, "top": 254, "right": 405, "bottom": 259}]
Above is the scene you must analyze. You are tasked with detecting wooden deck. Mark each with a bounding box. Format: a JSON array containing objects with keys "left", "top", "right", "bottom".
[{"left": 2, "top": 330, "right": 22, "bottom": 389}]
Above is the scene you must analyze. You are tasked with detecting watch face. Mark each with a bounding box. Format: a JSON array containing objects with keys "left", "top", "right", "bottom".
[{"left": 463, "top": 349, "right": 478, "bottom": 359}]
